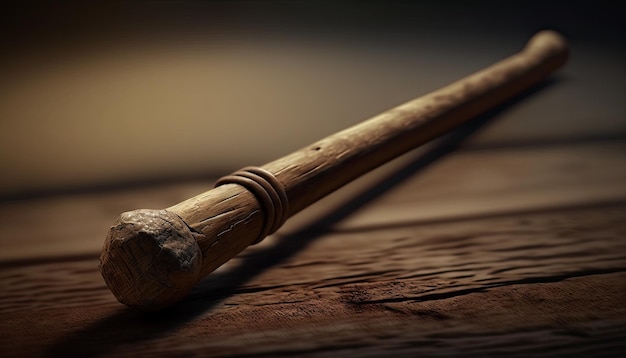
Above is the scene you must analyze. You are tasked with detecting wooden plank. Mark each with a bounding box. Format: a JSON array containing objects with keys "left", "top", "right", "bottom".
[
  {"left": 1, "top": 204, "right": 625, "bottom": 356},
  {"left": 325, "top": 140, "right": 626, "bottom": 231},
  {"left": 1, "top": 141, "right": 624, "bottom": 263},
  {"left": 1, "top": 274, "right": 625, "bottom": 357}
]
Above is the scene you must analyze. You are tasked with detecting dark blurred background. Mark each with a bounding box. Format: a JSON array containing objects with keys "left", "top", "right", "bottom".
[{"left": 1, "top": 0, "right": 624, "bottom": 198}]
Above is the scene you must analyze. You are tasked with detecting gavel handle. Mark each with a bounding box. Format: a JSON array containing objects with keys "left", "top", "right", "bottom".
[{"left": 100, "top": 30, "right": 568, "bottom": 311}]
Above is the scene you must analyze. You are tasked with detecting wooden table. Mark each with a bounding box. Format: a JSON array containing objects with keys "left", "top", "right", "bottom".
[
  {"left": 2, "top": 136, "right": 626, "bottom": 356},
  {"left": 1, "top": 3, "right": 625, "bottom": 357}
]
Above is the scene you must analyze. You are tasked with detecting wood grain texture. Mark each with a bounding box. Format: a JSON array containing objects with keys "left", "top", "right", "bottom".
[
  {"left": 1, "top": 203, "right": 625, "bottom": 357},
  {"left": 1, "top": 142, "right": 626, "bottom": 355}
]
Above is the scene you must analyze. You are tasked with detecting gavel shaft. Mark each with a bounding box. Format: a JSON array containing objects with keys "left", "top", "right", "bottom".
[{"left": 100, "top": 30, "right": 568, "bottom": 311}]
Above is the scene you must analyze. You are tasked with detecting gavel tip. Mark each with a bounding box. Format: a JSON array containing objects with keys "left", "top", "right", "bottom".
[
  {"left": 99, "top": 209, "right": 202, "bottom": 311},
  {"left": 524, "top": 30, "right": 569, "bottom": 62}
]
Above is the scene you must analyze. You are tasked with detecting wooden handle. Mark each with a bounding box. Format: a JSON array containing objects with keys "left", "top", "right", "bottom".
[{"left": 99, "top": 30, "right": 569, "bottom": 311}]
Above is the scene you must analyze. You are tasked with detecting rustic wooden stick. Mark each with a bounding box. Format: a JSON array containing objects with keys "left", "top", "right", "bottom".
[{"left": 100, "top": 30, "right": 568, "bottom": 311}]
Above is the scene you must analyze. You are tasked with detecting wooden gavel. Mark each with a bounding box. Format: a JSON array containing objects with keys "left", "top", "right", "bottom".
[{"left": 100, "top": 30, "right": 569, "bottom": 311}]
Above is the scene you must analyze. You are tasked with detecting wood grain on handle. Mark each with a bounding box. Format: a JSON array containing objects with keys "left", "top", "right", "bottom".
[{"left": 99, "top": 30, "right": 569, "bottom": 311}]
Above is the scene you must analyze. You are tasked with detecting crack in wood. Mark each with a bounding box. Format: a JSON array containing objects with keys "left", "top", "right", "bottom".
[{"left": 348, "top": 267, "right": 626, "bottom": 306}]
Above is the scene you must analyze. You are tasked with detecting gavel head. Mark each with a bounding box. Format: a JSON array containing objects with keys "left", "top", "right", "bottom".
[{"left": 99, "top": 209, "right": 202, "bottom": 311}]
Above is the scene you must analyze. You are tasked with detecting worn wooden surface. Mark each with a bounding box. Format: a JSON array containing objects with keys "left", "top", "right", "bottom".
[{"left": 1, "top": 135, "right": 625, "bottom": 356}]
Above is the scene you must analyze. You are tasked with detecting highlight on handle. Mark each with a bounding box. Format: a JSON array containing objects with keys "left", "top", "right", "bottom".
[{"left": 99, "top": 30, "right": 569, "bottom": 311}]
